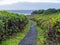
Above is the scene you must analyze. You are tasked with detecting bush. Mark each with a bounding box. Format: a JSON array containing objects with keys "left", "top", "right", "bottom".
[
  {"left": 0, "top": 11, "right": 28, "bottom": 42},
  {"left": 32, "top": 13, "right": 60, "bottom": 44}
]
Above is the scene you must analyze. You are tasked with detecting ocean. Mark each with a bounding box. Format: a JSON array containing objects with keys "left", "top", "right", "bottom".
[{"left": 8, "top": 10, "right": 33, "bottom": 15}]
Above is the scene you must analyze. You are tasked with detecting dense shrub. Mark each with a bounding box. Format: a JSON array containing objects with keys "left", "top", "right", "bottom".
[
  {"left": 0, "top": 11, "right": 28, "bottom": 42},
  {"left": 31, "top": 13, "right": 60, "bottom": 44}
]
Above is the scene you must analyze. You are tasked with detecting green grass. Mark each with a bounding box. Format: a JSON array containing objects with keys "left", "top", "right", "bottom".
[
  {"left": 36, "top": 25, "right": 46, "bottom": 45},
  {"left": 32, "top": 21, "right": 46, "bottom": 45},
  {"left": 31, "top": 21, "right": 46, "bottom": 45},
  {"left": 0, "top": 22, "right": 30, "bottom": 45}
]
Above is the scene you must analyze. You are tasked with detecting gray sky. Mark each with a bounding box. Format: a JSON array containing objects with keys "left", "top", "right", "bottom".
[{"left": 0, "top": 0, "right": 60, "bottom": 10}]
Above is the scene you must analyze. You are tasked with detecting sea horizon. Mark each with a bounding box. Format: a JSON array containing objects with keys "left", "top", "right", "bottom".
[{"left": 7, "top": 10, "right": 34, "bottom": 15}]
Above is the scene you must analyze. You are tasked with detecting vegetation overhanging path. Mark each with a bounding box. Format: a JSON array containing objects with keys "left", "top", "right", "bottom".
[{"left": 18, "top": 23, "right": 37, "bottom": 45}]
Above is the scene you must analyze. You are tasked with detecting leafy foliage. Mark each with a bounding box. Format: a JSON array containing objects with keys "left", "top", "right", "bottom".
[
  {"left": 31, "top": 13, "right": 60, "bottom": 44},
  {"left": 0, "top": 11, "right": 28, "bottom": 42}
]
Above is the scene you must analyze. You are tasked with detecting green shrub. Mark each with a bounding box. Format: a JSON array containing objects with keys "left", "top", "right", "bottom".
[{"left": 0, "top": 11, "right": 28, "bottom": 42}]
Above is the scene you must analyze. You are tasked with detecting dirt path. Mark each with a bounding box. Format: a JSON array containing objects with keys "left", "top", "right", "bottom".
[{"left": 18, "top": 23, "right": 37, "bottom": 45}]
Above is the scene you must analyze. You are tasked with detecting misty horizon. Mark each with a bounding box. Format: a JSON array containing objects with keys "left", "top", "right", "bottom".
[{"left": 0, "top": 2, "right": 60, "bottom": 10}]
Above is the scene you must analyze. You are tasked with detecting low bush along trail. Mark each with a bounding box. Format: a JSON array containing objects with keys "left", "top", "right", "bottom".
[
  {"left": 31, "top": 13, "right": 60, "bottom": 45},
  {"left": 0, "top": 11, "right": 28, "bottom": 43}
]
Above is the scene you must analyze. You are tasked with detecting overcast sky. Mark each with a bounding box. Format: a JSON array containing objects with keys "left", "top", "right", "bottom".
[{"left": 0, "top": 0, "right": 60, "bottom": 10}]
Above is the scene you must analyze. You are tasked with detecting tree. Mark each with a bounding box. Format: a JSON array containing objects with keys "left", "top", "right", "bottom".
[
  {"left": 43, "top": 8, "right": 57, "bottom": 14},
  {"left": 31, "top": 10, "right": 44, "bottom": 14}
]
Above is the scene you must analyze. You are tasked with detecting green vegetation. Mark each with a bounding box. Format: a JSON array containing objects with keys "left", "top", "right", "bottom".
[
  {"left": 32, "top": 21, "right": 46, "bottom": 45},
  {"left": 0, "top": 22, "right": 30, "bottom": 45},
  {"left": 36, "top": 25, "right": 46, "bottom": 45},
  {"left": 31, "top": 11, "right": 60, "bottom": 45},
  {"left": 31, "top": 8, "right": 60, "bottom": 15},
  {"left": 1, "top": 9, "right": 60, "bottom": 45},
  {"left": 0, "top": 11, "right": 30, "bottom": 45}
]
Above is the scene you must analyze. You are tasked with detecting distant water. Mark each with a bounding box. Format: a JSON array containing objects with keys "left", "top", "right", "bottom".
[{"left": 8, "top": 10, "right": 33, "bottom": 15}]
